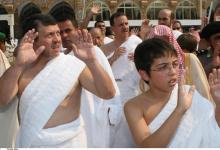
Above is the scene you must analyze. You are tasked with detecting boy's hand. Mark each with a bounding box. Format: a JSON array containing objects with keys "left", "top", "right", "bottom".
[
  {"left": 209, "top": 69, "right": 220, "bottom": 105},
  {"left": 177, "top": 69, "right": 195, "bottom": 113}
]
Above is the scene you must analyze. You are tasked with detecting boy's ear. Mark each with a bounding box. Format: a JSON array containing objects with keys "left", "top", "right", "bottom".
[{"left": 138, "top": 70, "right": 149, "bottom": 82}]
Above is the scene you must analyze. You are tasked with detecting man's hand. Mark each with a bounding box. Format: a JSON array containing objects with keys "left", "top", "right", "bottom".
[
  {"left": 209, "top": 69, "right": 220, "bottom": 105},
  {"left": 71, "top": 29, "right": 96, "bottom": 63},
  {"left": 139, "top": 19, "right": 151, "bottom": 40},
  {"left": 91, "top": 3, "right": 100, "bottom": 15},
  {"left": 15, "top": 29, "right": 45, "bottom": 67}
]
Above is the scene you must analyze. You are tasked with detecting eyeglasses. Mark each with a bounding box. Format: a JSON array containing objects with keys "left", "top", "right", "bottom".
[
  {"left": 158, "top": 17, "right": 169, "bottom": 21},
  {"left": 151, "top": 61, "right": 179, "bottom": 73}
]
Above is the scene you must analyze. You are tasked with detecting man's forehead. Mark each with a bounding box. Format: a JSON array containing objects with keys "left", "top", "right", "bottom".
[
  {"left": 37, "top": 24, "right": 59, "bottom": 33},
  {"left": 211, "top": 33, "right": 220, "bottom": 39}
]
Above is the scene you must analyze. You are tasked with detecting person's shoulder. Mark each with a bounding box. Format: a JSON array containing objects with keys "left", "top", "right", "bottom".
[{"left": 124, "top": 94, "right": 145, "bottom": 110}]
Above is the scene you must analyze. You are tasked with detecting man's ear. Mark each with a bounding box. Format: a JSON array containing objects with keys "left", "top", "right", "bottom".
[{"left": 138, "top": 69, "right": 149, "bottom": 82}]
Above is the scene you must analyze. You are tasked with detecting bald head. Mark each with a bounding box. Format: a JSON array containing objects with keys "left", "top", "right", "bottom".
[
  {"left": 158, "top": 9, "right": 174, "bottom": 27},
  {"left": 89, "top": 27, "right": 104, "bottom": 47}
]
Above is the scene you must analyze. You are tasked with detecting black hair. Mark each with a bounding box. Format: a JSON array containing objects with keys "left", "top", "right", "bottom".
[
  {"left": 94, "top": 20, "right": 105, "bottom": 27},
  {"left": 177, "top": 33, "right": 197, "bottom": 53},
  {"left": 51, "top": 11, "right": 78, "bottom": 28},
  {"left": 21, "top": 14, "right": 57, "bottom": 37},
  {"left": 134, "top": 38, "right": 177, "bottom": 78},
  {"left": 110, "top": 11, "right": 126, "bottom": 26}
]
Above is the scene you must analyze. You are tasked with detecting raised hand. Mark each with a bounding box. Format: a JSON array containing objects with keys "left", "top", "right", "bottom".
[
  {"left": 15, "top": 29, "right": 45, "bottom": 67},
  {"left": 130, "top": 28, "right": 139, "bottom": 36},
  {"left": 176, "top": 69, "right": 195, "bottom": 113},
  {"left": 209, "top": 69, "right": 220, "bottom": 105},
  {"left": 139, "top": 19, "right": 151, "bottom": 40},
  {"left": 91, "top": 3, "right": 101, "bottom": 15},
  {"left": 71, "top": 29, "right": 96, "bottom": 63}
]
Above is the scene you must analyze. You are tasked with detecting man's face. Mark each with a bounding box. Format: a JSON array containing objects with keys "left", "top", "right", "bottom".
[
  {"left": 214, "top": 7, "right": 220, "bottom": 21},
  {"left": 158, "top": 11, "right": 172, "bottom": 27},
  {"left": 90, "top": 28, "right": 104, "bottom": 47},
  {"left": 34, "top": 24, "right": 61, "bottom": 58},
  {"left": 112, "top": 15, "right": 129, "bottom": 40},
  {"left": 0, "top": 41, "right": 6, "bottom": 52},
  {"left": 96, "top": 22, "right": 106, "bottom": 35},
  {"left": 172, "top": 22, "right": 183, "bottom": 33},
  {"left": 57, "top": 20, "right": 77, "bottom": 50},
  {"left": 210, "top": 33, "right": 220, "bottom": 56}
]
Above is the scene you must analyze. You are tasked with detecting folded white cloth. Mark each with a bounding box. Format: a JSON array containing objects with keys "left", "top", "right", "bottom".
[
  {"left": 31, "top": 116, "right": 86, "bottom": 148},
  {"left": 16, "top": 53, "right": 86, "bottom": 147},
  {"left": 149, "top": 84, "right": 220, "bottom": 147},
  {"left": 70, "top": 46, "right": 122, "bottom": 147}
]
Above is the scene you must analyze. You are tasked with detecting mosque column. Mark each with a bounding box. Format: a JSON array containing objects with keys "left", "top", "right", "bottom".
[{"left": 140, "top": 0, "right": 149, "bottom": 19}]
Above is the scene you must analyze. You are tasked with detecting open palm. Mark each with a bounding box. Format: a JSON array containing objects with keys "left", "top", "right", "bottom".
[
  {"left": 15, "top": 29, "right": 45, "bottom": 67},
  {"left": 71, "top": 29, "right": 96, "bottom": 62},
  {"left": 209, "top": 69, "right": 220, "bottom": 104}
]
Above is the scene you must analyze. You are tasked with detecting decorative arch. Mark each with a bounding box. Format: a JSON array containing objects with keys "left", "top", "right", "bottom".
[
  {"left": 117, "top": 0, "right": 141, "bottom": 20},
  {"left": 49, "top": 1, "right": 75, "bottom": 20},
  {"left": 146, "top": 0, "right": 168, "bottom": 19},
  {"left": 19, "top": 3, "right": 41, "bottom": 21},
  {"left": 84, "top": 0, "right": 110, "bottom": 21},
  {"left": 175, "top": 0, "right": 198, "bottom": 19}
]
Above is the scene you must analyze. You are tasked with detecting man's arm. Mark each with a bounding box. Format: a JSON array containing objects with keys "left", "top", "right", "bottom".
[
  {"left": 80, "top": 4, "right": 100, "bottom": 29},
  {"left": 0, "top": 29, "right": 45, "bottom": 106},
  {"left": 208, "top": 68, "right": 220, "bottom": 126},
  {"left": 71, "top": 29, "right": 115, "bottom": 99}
]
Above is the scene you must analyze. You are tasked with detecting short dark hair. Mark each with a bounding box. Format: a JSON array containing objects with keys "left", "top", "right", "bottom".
[
  {"left": 177, "top": 33, "right": 197, "bottom": 53},
  {"left": 110, "top": 11, "right": 126, "bottom": 26},
  {"left": 134, "top": 38, "right": 177, "bottom": 77},
  {"left": 94, "top": 20, "right": 105, "bottom": 27},
  {"left": 22, "top": 14, "right": 57, "bottom": 36},
  {"left": 51, "top": 11, "right": 78, "bottom": 28}
]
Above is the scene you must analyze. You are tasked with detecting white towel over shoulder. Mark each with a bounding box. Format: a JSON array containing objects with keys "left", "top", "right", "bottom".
[{"left": 16, "top": 53, "right": 85, "bottom": 147}]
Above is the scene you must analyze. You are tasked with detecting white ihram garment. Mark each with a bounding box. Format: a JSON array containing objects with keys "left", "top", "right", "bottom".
[
  {"left": 16, "top": 53, "right": 86, "bottom": 147},
  {"left": 149, "top": 84, "right": 220, "bottom": 147}
]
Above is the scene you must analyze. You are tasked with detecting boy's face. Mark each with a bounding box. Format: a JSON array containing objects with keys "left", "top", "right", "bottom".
[{"left": 148, "top": 54, "right": 179, "bottom": 92}]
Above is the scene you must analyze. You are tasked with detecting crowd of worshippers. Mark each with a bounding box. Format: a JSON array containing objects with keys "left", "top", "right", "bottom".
[{"left": 0, "top": 2, "right": 220, "bottom": 148}]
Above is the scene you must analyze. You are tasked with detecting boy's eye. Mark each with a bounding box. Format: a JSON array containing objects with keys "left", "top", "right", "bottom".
[{"left": 157, "top": 65, "right": 167, "bottom": 71}]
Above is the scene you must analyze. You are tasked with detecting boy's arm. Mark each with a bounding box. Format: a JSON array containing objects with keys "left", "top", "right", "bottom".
[
  {"left": 124, "top": 76, "right": 195, "bottom": 147},
  {"left": 208, "top": 68, "right": 220, "bottom": 126},
  {"left": 124, "top": 99, "right": 189, "bottom": 147}
]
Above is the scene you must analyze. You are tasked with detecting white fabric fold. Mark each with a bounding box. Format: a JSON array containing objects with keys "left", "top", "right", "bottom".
[
  {"left": 16, "top": 53, "right": 85, "bottom": 147},
  {"left": 31, "top": 116, "right": 86, "bottom": 148},
  {"left": 149, "top": 84, "right": 220, "bottom": 147},
  {"left": 110, "top": 35, "right": 142, "bottom": 148},
  {"left": 69, "top": 46, "right": 122, "bottom": 147}
]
